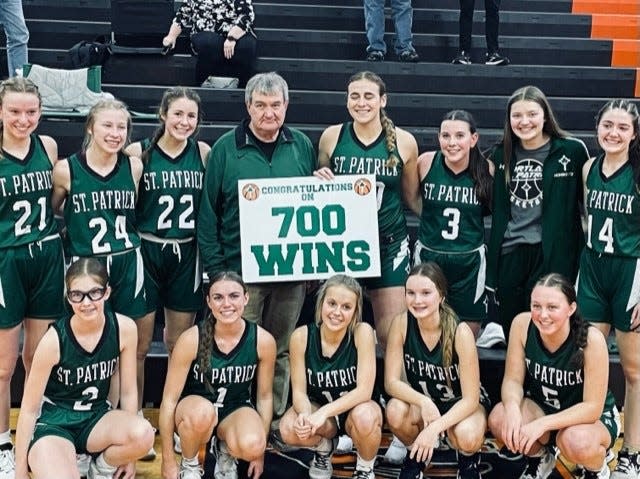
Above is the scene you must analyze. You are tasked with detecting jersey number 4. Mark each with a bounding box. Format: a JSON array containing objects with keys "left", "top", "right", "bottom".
[{"left": 586, "top": 215, "right": 614, "bottom": 254}]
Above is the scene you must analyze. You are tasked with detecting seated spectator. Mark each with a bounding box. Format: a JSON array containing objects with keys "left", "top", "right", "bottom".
[{"left": 162, "top": 0, "right": 257, "bottom": 87}]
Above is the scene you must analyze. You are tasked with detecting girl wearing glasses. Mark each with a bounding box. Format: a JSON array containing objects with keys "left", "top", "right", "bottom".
[
  {"left": 0, "top": 77, "right": 66, "bottom": 474},
  {"left": 14, "top": 258, "right": 154, "bottom": 479}
]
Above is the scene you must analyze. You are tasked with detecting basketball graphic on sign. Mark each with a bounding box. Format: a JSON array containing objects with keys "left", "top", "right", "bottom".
[
  {"left": 354, "top": 178, "right": 372, "bottom": 196},
  {"left": 242, "top": 183, "right": 260, "bottom": 201}
]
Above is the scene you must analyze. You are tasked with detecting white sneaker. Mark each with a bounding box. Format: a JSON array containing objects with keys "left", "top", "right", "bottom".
[
  {"left": 335, "top": 434, "right": 353, "bottom": 454},
  {"left": 179, "top": 459, "right": 204, "bottom": 479},
  {"left": 0, "top": 448, "right": 14, "bottom": 479},
  {"left": 353, "top": 464, "right": 375, "bottom": 479},
  {"left": 309, "top": 437, "right": 337, "bottom": 479},
  {"left": 519, "top": 448, "right": 556, "bottom": 479},
  {"left": 77, "top": 453, "right": 91, "bottom": 477},
  {"left": 611, "top": 449, "right": 640, "bottom": 479},
  {"left": 575, "top": 449, "right": 615, "bottom": 478},
  {"left": 213, "top": 439, "right": 237, "bottom": 479},
  {"left": 581, "top": 461, "right": 611, "bottom": 479},
  {"left": 476, "top": 323, "right": 506, "bottom": 348},
  {"left": 87, "top": 458, "right": 117, "bottom": 479},
  {"left": 384, "top": 435, "right": 407, "bottom": 464},
  {"left": 174, "top": 432, "right": 182, "bottom": 454},
  {"left": 140, "top": 444, "right": 157, "bottom": 461}
]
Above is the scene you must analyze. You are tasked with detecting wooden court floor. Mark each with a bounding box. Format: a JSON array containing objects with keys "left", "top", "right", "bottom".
[{"left": 10, "top": 408, "right": 626, "bottom": 478}]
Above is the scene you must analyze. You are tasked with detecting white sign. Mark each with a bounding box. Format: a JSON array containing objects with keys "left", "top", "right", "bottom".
[{"left": 239, "top": 175, "right": 381, "bottom": 283}]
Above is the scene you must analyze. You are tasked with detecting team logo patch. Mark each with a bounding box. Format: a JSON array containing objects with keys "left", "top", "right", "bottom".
[
  {"left": 510, "top": 158, "right": 543, "bottom": 208},
  {"left": 353, "top": 178, "right": 372, "bottom": 196},
  {"left": 242, "top": 183, "right": 260, "bottom": 201}
]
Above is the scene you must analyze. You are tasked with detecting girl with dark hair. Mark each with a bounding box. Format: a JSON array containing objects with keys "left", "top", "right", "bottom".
[
  {"left": 278, "top": 274, "right": 381, "bottom": 479},
  {"left": 488, "top": 273, "right": 619, "bottom": 479},
  {"left": 577, "top": 99, "right": 640, "bottom": 479},
  {"left": 385, "top": 262, "right": 488, "bottom": 479},
  {"left": 14, "top": 258, "right": 154, "bottom": 479},
  {"left": 483, "top": 85, "right": 590, "bottom": 344},
  {"left": 158, "top": 271, "right": 276, "bottom": 479},
  {"left": 315, "top": 70, "right": 420, "bottom": 351},
  {"left": 414, "top": 110, "right": 494, "bottom": 338},
  {"left": 0, "top": 77, "right": 65, "bottom": 475},
  {"left": 124, "top": 87, "right": 210, "bottom": 441}
]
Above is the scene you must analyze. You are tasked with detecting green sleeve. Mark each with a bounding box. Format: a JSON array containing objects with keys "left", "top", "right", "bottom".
[{"left": 197, "top": 142, "right": 225, "bottom": 275}]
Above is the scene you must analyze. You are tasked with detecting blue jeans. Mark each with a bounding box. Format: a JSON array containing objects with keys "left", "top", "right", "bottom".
[
  {"left": 0, "top": 0, "right": 29, "bottom": 76},
  {"left": 364, "top": 0, "right": 414, "bottom": 55}
]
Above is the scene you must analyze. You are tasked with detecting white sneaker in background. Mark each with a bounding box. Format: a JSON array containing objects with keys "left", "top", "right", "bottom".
[
  {"left": 77, "top": 453, "right": 91, "bottom": 477},
  {"left": 384, "top": 435, "right": 407, "bottom": 464},
  {"left": 476, "top": 323, "right": 506, "bottom": 348},
  {"left": 335, "top": 434, "right": 353, "bottom": 454},
  {"left": 0, "top": 448, "right": 14, "bottom": 479},
  {"left": 174, "top": 432, "right": 182, "bottom": 454}
]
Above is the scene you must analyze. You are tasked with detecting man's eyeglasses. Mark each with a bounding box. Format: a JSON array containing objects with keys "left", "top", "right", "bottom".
[{"left": 66, "top": 287, "right": 107, "bottom": 304}]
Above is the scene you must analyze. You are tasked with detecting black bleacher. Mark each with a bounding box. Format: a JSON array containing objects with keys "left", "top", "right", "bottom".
[{"left": 5, "top": 0, "right": 636, "bottom": 407}]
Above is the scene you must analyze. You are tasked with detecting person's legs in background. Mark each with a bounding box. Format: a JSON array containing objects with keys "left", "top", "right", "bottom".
[
  {"left": 244, "top": 282, "right": 306, "bottom": 424},
  {"left": 363, "top": 0, "right": 386, "bottom": 61},
  {"left": 0, "top": 0, "right": 29, "bottom": 76},
  {"left": 452, "top": 0, "right": 473, "bottom": 64},
  {"left": 389, "top": 0, "right": 418, "bottom": 61},
  {"left": 229, "top": 34, "right": 257, "bottom": 87},
  {"left": 190, "top": 31, "right": 225, "bottom": 85},
  {"left": 483, "top": 0, "right": 509, "bottom": 65}
]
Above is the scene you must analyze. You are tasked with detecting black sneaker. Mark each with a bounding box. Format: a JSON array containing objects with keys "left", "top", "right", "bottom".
[
  {"left": 451, "top": 51, "right": 472, "bottom": 65},
  {"left": 485, "top": 51, "right": 510, "bottom": 65},
  {"left": 366, "top": 50, "right": 384, "bottom": 62},
  {"left": 399, "top": 455, "right": 424, "bottom": 479},
  {"left": 398, "top": 50, "right": 419, "bottom": 62},
  {"left": 519, "top": 448, "right": 556, "bottom": 479},
  {"left": 457, "top": 451, "right": 481, "bottom": 479},
  {"left": 498, "top": 445, "right": 524, "bottom": 461}
]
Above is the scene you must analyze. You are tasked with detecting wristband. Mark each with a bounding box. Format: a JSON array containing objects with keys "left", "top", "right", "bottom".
[{"left": 226, "top": 35, "right": 238, "bottom": 42}]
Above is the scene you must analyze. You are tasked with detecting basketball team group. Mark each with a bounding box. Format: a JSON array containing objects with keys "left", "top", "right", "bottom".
[{"left": 0, "top": 68, "right": 638, "bottom": 479}]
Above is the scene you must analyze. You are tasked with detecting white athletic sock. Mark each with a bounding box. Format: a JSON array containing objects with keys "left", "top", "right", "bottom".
[
  {"left": 313, "top": 437, "right": 333, "bottom": 454},
  {"left": 356, "top": 453, "right": 375, "bottom": 470},
  {"left": 182, "top": 455, "right": 199, "bottom": 466},
  {"left": 95, "top": 453, "right": 117, "bottom": 473},
  {"left": 0, "top": 430, "right": 11, "bottom": 446}
]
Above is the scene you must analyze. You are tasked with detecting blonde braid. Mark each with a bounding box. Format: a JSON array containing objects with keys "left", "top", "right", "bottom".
[{"left": 380, "top": 107, "right": 398, "bottom": 168}]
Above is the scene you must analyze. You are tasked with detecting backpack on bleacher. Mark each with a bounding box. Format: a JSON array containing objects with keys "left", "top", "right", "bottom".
[{"left": 67, "top": 40, "right": 111, "bottom": 69}]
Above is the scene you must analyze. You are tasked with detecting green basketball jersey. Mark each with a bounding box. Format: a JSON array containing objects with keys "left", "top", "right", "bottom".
[
  {"left": 418, "top": 152, "right": 484, "bottom": 253},
  {"left": 584, "top": 155, "right": 640, "bottom": 257},
  {"left": 64, "top": 152, "right": 140, "bottom": 256},
  {"left": 403, "top": 312, "right": 463, "bottom": 409},
  {"left": 330, "top": 122, "right": 406, "bottom": 238},
  {"left": 524, "top": 320, "right": 616, "bottom": 414},
  {"left": 0, "top": 135, "right": 58, "bottom": 248},
  {"left": 136, "top": 138, "right": 205, "bottom": 239},
  {"left": 305, "top": 322, "right": 358, "bottom": 405},
  {"left": 182, "top": 319, "right": 258, "bottom": 410},
  {"left": 43, "top": 310, "right": 120, "bottom": 412}
]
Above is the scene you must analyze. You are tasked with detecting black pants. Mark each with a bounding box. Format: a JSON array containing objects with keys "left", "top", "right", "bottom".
[
  {"left": 190, "top": 31, "right": 257, "bottom": 87},
  {"left": 458, "top": 0, "right": 501, "bottom": 53}
]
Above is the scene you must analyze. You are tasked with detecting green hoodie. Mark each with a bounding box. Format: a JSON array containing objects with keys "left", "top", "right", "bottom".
[{"left": 486, "top": 136, "right": 589, "bottom": 290}]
